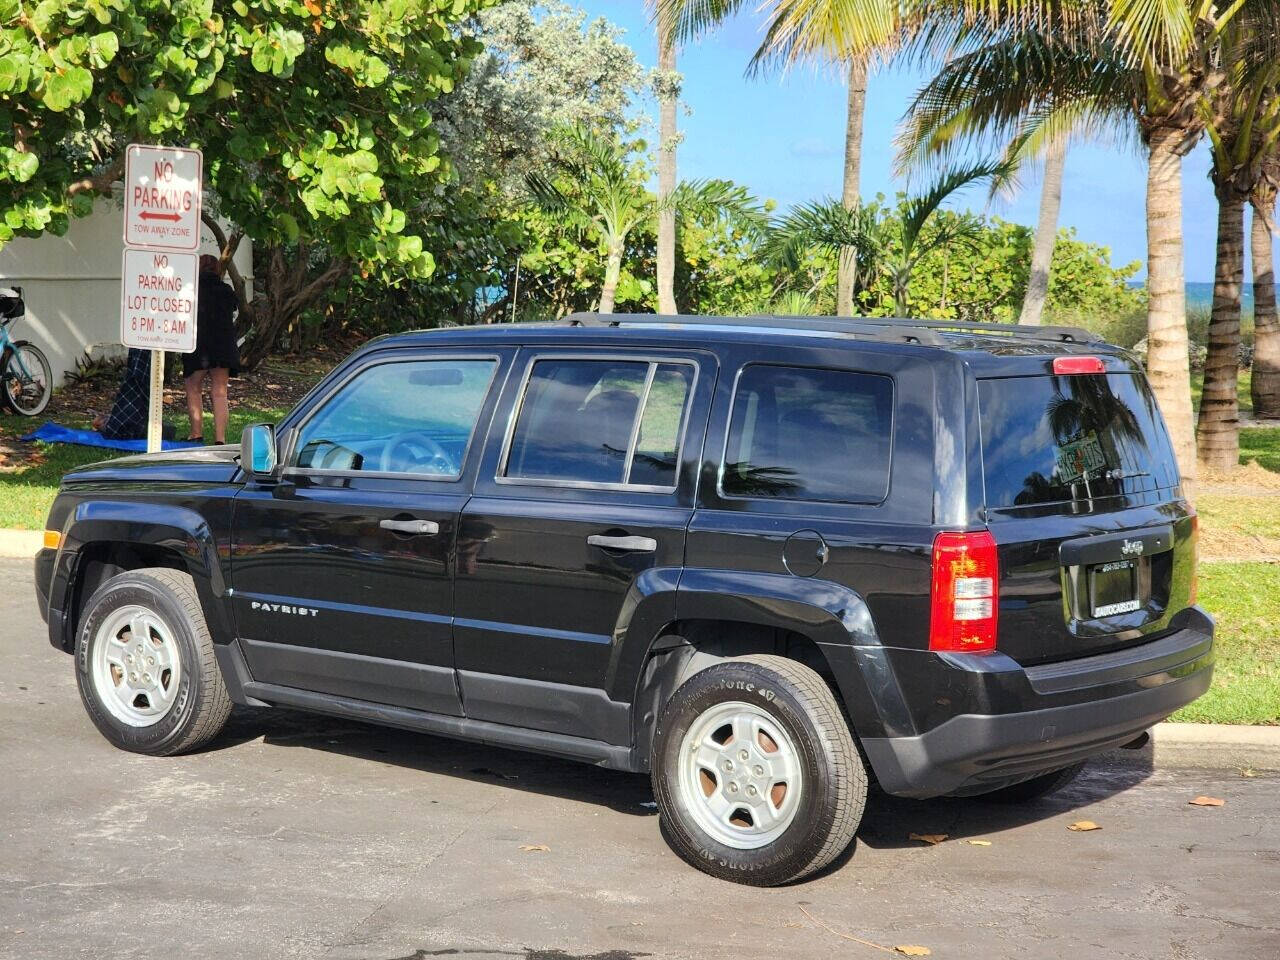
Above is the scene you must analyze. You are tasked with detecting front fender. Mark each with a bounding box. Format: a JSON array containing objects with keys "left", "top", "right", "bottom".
[{"left": 47, "top": 500, "right": 230, "bottom": 650}]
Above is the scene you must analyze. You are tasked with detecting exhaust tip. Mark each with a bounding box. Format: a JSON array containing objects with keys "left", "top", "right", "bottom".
[{"left": 1120, "top": 731, "right": 1151, "bottom": 750}]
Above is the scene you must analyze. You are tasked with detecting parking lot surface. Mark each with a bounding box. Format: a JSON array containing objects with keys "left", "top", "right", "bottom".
[{"left": 3, "top": 560, "right": 1277, "bottom": 960}]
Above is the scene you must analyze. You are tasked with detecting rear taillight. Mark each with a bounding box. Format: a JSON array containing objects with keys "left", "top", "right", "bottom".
[
  {"left": 1188, "top": 512, "right": 1199, "bottom": 605},
  {"left": 1053, "top": 356, "right": 1105, "bottom": 375},
  {"left": 930, "top": 530, "right": 999, "bottom": 653}
]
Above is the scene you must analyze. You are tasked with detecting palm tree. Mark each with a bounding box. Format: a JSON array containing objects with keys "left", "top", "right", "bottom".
[
  {"left": 769, "top": 159, "right": 1011, "bottom": 315},
  {"left": 898, "top": 0, "right": 1277, "bottom": 487},
  {"left": 1196, "top": 33, "right": 1280, "bottom": 471},
  {"left": 656, "top": 0, "right": 900, "bottom": 316},
  {"left": 652, "top": 8, "right": 681, "bottom": 314},
  {"left": 1018, "top": 135, "right": 1067, "bottom": 326},
  {"left": 1252, "top": 164, "right": 1280, "bottom": 419},
  {"left": 528, "top": 125, "right": 764, "bottom": 313}
]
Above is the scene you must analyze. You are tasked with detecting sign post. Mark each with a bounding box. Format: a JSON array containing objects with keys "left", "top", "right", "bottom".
[{"left": 120, "top": 144, "right": 203, "bottom": 452}]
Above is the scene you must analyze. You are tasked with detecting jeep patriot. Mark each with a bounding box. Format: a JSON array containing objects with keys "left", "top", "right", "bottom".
[{"left": 34, "top": 314, "right": 1213, "bottom": 884}]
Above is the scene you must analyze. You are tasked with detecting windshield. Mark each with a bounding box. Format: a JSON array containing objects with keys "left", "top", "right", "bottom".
[{"left": 977, "top": 372, "right": 1180, "bottom": 508}]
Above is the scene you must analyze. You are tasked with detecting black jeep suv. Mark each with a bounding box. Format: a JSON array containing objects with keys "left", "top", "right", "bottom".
[{"left": 34, "top": 314, "right": 1212, "bottom": 884}]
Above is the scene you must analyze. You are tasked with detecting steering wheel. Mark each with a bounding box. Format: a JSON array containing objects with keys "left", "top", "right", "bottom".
[{"left": 379, "top": 431, "right": 458, "bottom": 476}]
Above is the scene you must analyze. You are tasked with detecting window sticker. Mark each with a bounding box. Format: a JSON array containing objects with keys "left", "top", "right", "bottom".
[{"left": 1054, "top": 431, "right": 1106, "bottom": 484}]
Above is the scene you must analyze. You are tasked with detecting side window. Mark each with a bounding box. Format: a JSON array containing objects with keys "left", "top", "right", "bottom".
[
  {"left": 721, "top": 365, "right": 893, "bottom": 503},
  {"left": 504, "top": 358, "right": 695, "bottom": 488},
  {"left": 292, "top": 358, "right": 496, "bottom": 477}
]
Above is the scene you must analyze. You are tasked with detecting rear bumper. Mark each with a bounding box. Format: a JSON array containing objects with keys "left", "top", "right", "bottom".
[{"left": 857, "top": 606, "right": 1214, "bottom": 798}]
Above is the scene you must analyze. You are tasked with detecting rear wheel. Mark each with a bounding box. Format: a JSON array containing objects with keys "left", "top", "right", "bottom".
[
  {"left": 979, "top": 762, "right": 1087, "bottom": 803},
  {"left": 652, "top": 654, "right": 866, "bottom": 885},
  {"left": 2, "top": 339, "right": 52, "bottom": 416},
  {"left": 75, "top": 568, "right": 232, "bottom": 755}
]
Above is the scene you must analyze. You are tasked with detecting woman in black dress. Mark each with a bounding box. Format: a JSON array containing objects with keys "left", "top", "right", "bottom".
[{"left": 183, "top": 255, "right": 239, "bottom": 443}]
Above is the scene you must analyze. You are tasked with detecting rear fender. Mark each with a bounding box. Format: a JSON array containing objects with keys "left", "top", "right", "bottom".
[{"left": 620, "top": 569, "right": 896, "bottom": 770}]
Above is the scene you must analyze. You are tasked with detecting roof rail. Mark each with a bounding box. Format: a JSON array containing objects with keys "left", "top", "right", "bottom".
[
  {"left": 560, "top": 312, "right": 949, "bottom": 346},
  {"left": 560, "top": 313, "right": 1101, "bottom": 346},
  {"left": 843, "top": 316, "right": 1101, "bottom": 344}
]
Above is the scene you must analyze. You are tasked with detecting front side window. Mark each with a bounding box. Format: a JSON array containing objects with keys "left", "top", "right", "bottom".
[
  {"left": 722, "top": 365, "right": 893, "bottom": 503},
  {"left": 292, "top": 358, "right": 496, "bottom": 477},
  {"left": 504, "top": 358, "right": 695, "bottom": 487}
]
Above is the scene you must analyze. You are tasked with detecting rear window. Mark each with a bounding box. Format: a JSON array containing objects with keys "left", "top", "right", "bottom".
[
  {"left": 978, "top": 373, "right": 1180, "bottom": 508},
  {"left": 721, "top": 365, "right": 893, "bottom": 503}
]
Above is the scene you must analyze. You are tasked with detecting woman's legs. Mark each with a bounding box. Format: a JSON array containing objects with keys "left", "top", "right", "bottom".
[
  {"left": 184, "top": 369, "right": 206, "bottom": 439},
  {"left": 210, "top": 367, "right": 230, "bottom": 444}
]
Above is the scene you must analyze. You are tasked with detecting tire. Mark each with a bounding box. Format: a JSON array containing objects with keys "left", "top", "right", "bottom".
[
  {"left": 2, "top": 339, "right": 52, "bottom": 416},
  {"left": 979, "top": 762, "right": 1087, "bottom": 804},
  {"left": 75, "top": 567, "right": 232, "bottom": 756},
  {"left": 651, "top": 654, "right": 866, "bottom": 885}
]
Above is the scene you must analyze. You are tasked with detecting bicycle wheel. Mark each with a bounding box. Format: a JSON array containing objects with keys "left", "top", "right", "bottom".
[{"left": 2, "top": 339, "right": 52, "bottom": 416}]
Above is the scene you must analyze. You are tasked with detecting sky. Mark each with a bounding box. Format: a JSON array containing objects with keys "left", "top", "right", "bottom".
[{"left": 575, "top": 0, "right": 1238, "bottom": 284}]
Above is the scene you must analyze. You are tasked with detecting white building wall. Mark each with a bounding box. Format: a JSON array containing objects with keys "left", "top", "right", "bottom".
[{"left": 0, "top": 199, "right": 252, "bottom": 387}]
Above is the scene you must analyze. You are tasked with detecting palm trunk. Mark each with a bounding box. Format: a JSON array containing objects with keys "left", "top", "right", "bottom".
[
  {"left": 1019, "top": 135, "right": 1067, "bottom": 326},
  {"left": 1251, "top": 190, "right": 1280, "bottom": 419},
  {"left": 1144, "top": 129, "right": 1198, "bottom": 487},
  {"left": 836, "top": 58, "right": 867, "bottom": 318},
  {"left": 1195, "top": 192, "right": 1245, "bottom": 471},
  {"left": 599, "top": 245, "right": 622, "bottom": 314},
  {"left": 656, "top": 33, "right": 678, "bottom": 315}
]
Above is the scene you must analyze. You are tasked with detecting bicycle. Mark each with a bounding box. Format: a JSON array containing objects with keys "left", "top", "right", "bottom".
[{"left": 0, "top": 285, "right": 53, "bottom": 417}]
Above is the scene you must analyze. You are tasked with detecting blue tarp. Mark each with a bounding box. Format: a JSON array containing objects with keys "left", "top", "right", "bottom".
[{"left": 20, "top": 422, "right": 203, "bottom": 452}]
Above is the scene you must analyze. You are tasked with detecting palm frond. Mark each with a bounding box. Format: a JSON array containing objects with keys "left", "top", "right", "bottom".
[
  {"left": 667, "top": 178, "right": 769, "bottom": 235},
  {"left": 899, "top": 159, "right": 1014, "bottom": 252},
  {"left": 764, "top": 198, "right": 883, "bottom": 265},
  {"left": 896, "top": 32, "right": 1134, "bottom": 172}
]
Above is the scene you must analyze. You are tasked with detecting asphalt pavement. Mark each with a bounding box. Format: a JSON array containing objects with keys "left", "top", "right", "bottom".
[{"left": 3, "top": 559, "right": 1277, "bottom": 960}]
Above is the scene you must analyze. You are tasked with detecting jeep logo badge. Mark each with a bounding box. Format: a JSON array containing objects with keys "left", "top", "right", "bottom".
[{"left": 1121, "top": 538, "right": 1144, "bottom": 556}]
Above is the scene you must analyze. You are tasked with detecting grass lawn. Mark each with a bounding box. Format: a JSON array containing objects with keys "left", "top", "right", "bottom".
[
  {"left": 1240, "top": 424, "right": 1280, "bottom": 472},
  {"left": 1170, "top": 562, "right": 1280, "bottom": 725},
  {"left": 0, "top": 405, "right": 287, "bottom": 529}
]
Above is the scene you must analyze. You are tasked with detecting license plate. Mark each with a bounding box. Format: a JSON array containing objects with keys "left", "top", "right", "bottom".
[{"left": 1091, "top": 559, "right": 1139, "bottom": 617}]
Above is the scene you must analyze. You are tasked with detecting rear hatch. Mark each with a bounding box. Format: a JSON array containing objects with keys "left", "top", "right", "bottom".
[{"left": 976, "top": 367, "right": 1196, "bottom": 665}]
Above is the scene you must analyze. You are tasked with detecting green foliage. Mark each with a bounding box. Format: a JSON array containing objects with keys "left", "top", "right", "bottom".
[
  {"left": 327, "top": 0, "right": 649, "bottom": 329},
  {"left": 0, "top": 0, "right": 487, "bottom": 280},
  {"left": 767, "top": 191, "right": 1144, "bottom": 325}
]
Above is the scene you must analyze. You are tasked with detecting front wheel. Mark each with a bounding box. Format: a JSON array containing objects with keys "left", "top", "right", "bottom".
[
  {"left": 2, "top": 339, "right": 52, "bottom": 416},
  {"left": 652, "top": 655, "right": 866, "bottom": 885},
  {"left": 75, "top": 568, "right": 232, "bottom": 755}
]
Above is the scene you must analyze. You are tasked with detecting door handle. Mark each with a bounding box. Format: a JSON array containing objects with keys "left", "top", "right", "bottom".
[
  {"left": 587, "top": 534, "right": 657, "bottom": 553},
  {"left": 380, "top": 518, "right": 440, "bottom": 535}
]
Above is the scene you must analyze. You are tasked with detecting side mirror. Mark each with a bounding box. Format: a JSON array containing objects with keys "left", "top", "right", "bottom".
[{"left": 241, "top": 423, "right": 278, "bottom": 477}]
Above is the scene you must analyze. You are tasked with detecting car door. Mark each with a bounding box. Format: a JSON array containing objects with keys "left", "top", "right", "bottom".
[
  {"left": 230, "top": 347, "right": 512, "bottom": 716},
  {"left": 453, "top": 348, "right": 714, "bottom": 743}
]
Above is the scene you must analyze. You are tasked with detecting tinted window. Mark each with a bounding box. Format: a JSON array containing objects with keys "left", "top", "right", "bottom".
[
  {"left": 978, "top": 373, "right": 1180, "bottom": 507},
  {"left": 722, "top": 365, "right": 893, "bottom": 503},
  {"left": 505, "top": 358, "right": 694, "bottom": 487},
  {"left": 293, "top": 359, "right": 495, "bottom": 477},
  {"left": 630, "top": 364, "right": 694, "bottom": 487}
]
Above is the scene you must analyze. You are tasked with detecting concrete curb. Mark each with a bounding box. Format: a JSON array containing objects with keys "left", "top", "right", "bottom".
[
  {"left": 0, "top": 529, "right": 41, "bottom": 558},
  {"left": 1137, "top": 722, "right": 1280, "bottom": 772}
]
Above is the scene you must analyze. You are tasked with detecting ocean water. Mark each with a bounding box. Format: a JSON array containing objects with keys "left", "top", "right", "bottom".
[{"left": 1126, "top": 282, "right": 1254, "bottom": 312}]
